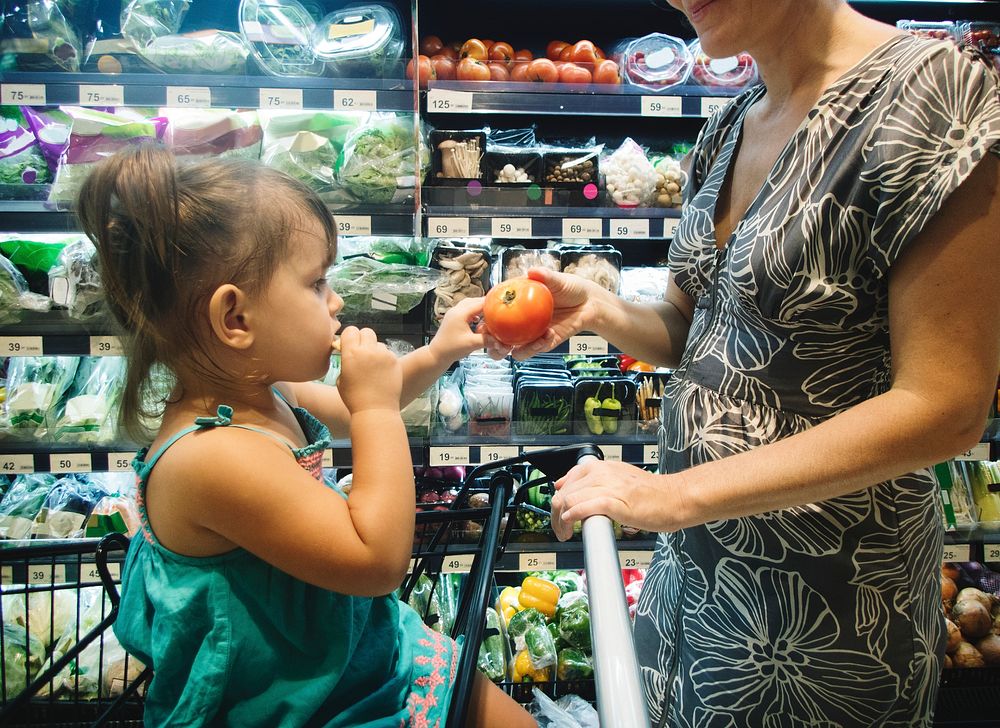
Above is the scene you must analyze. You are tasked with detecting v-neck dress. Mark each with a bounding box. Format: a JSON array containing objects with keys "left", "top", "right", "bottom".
[{"left": 633, "top": 35, "right": 1000, "bottom": 727}]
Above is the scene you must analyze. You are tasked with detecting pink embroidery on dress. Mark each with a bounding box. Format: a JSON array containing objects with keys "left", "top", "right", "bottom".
[
  {"left": 404, "top": 623, "right": 460, "bottom": 727},
  {"left": 297, "top": 449, "right": 325, "bottom": 480}
]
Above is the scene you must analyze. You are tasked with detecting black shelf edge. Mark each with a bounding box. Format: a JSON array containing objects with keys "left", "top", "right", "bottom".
[{"left": 423, "top": 205, "right": 681, "bottom": 239}]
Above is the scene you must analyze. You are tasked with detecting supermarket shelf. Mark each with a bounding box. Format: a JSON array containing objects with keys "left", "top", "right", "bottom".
[
  {"left": 0, "top": 72, "right": 413, "bottom": 112},
  {"left": 0, "top": 201, "right": 416, "bottom": 237},
  {"left": 424, "top": 81, "right": 741, "bottom": 117},
  {"left": 426, "top": 537, "right": 659, "bottom": 573},
  {"left": 423, "top": 205, "right": 681, "bottom": 239},
  {"left": 427, "top": 432, "right": 659, "bottom": 467}
]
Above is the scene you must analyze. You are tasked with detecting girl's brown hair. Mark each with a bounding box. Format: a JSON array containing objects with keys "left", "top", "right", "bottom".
[{"left": 76, "top": 144, "right": 336, "bottom": 442}]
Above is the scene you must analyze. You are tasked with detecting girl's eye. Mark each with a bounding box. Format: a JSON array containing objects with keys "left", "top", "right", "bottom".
[{"left": 313, "top": 278, "right": 328, "bottom": 292}]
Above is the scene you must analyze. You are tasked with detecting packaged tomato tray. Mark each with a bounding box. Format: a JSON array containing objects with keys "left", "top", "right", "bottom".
[
  {"left": 616, "top": 33, "right": 694, "bottom": 92},
  {"left": 895, "top": 19, "right": 957, "bottom": 41},
  {"left": 688, "top": 40, "right": 758, "bottom": 90}
]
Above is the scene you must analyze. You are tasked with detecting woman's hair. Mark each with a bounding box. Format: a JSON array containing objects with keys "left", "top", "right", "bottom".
[{"left": 76, "top": 143, "right": 336, "bottom": 442}]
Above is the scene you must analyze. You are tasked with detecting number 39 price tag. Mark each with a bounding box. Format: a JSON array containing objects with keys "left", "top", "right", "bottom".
[{"left": 568, "top": 335, "right": 609, "bottom": 355}]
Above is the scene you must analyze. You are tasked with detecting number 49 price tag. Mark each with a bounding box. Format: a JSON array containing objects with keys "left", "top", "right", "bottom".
[{"left": 441, "top": 553, "right": 475, "bottom": 573}]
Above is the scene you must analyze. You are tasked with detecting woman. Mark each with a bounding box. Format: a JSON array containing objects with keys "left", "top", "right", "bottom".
[{"left": 512, "top": 1, "right": 1000, "bottom": 725}]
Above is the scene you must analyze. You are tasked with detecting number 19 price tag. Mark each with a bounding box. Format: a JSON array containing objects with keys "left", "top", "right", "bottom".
[
  {"left": 429, "top": 447, "right": 471, "bottom": 466},
  {"left": 480, "top": 446, "right": 519, "bottom": 464}
]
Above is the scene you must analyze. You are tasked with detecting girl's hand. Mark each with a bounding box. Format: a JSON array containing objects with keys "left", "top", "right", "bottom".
[
  {"left": 337, "top": 326, "right": 402, "bottom": 414},
  {"left": 507, "top": 268, "right": 606, "bottom": 360},
  {"left": 550, "top": 459, "right": 686, "bottom": 541},
  {"left": 430, "top": 296, "right": 506, "bottom": 362}
]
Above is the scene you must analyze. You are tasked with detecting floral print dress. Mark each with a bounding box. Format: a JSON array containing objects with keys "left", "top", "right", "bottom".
[{"left": 634, "top": 35, "right": 1000, "bottom": 727}]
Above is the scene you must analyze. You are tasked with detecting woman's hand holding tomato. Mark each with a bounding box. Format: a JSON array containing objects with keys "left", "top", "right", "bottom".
[{"left": 482, "top": 277, "right": 554, "bottom": 347}]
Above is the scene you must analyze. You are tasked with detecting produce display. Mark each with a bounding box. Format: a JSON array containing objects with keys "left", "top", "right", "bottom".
[
  {"left": 941, "top": 563, "right": 1000, "bottom": 668},
  {"left": 935, "top": 459, "right": 1000, "bottom": 530},
  {"left": 959, "top": 22, "right": 1000, "bottom": 70},
  {"left": 312, "top": 4, "right": 405, "bottom": 79},
  {"left": 428, "top": 241, "right": 491, "bottom": 326}
]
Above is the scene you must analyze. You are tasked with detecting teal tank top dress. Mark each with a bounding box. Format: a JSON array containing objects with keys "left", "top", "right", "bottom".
[{"left": 114, "top": 401, "right": 461, "bottom": 727}]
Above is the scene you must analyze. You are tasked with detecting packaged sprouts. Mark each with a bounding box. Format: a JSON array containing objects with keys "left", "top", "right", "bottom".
[{"left": 602, "top": 138, "right": 658, "bottom": 208}]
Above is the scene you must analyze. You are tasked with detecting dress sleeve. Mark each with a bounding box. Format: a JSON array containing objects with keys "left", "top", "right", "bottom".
[{"left": 865, "top": 43, "right": 1000, "bottom": 279}]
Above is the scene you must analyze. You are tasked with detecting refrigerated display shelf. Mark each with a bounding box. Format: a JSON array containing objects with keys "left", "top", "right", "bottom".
[
  {"left": 0, "top": 73, "right": 413, "bottom": 112},
  {"left": 423, "top": 205, "right": 681, "bottom": 239},
  {"left": 424, "top": 81, "right": 740, "bottom": 117}
]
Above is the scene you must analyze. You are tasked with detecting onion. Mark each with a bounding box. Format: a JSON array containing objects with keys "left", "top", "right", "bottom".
[
  {"left": 946, "top": 619, "right": 963, "bottom": 655},
  {"left": 956, "top": 587, "right": 997, "bottom": 613},
  {"left": 422, "top": 467, "right": 444, "bottom": 480},
  {"left": 975, "top": 634, "right": 1000, "bottom": 666},
  {"left": 944, "top": 653, "right": 953, "bottom": 669},
  {"left": 942, "top": 562, "right": 961, "bottom": 581},
  {"left": 952, "top": 641, "right": 985, "bottom": 668},
  {"left": 952, "top": 599, "right": 993, "bottom": 640},
  {"left": 941, "top": 576, "right": 958, "bottom": 605},
  {"left": 438, "top": 466, "right": 466, "bottom": 481}
]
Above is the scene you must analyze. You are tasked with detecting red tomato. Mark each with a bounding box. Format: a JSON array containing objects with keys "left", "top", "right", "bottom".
[
  {"left": 592, "top": 59, "right": 621, "bottom": 84},
  {"left": 460, "top": 38, "right": 488, "bottom": 61},
  {"left": 559, "top": 45, "right": 574, "bottom": 61},
  {"left": 547, "top": 40, "right": 571, "bottom": 61},
  {"left": 527, "top": 57, "right": 559, "bottom": 83},
  {"left": 419, "top": 35, "right": 444, "bottom": 57},
  {"left": 488, "top": 62, "right": 510, "bottom": 82},
  {"left": 489, "top": 41, "right": 515, "bottom": 68},
  {"left": 439, "top": 46, "right": 459, "bottom": 60},
  {"left": 482, "top": 39, "right": 496, "bottom": 50},
  {"left": 456, "top": 57, "right": 491, "bottom": 81},
  {"left": 570, "top": 40, "right": 600, "bottom": 66},
  {"left": 510, "top": 62, "right": 531, "bottom": 82},
  {"left": 559, "top": 62, "right": 592, "bottom": 84},
  {"left": 405, "top": 55, "right": 437, "bottom": 88},
  {"left": 430, "top": 54, "right": 457, "bottom": 81},
  {"left": 513, "top": 48, "right": 534, "bottom": 63},
  {"left": 483, "top": 278, "right": 555, "bottom": 347}
]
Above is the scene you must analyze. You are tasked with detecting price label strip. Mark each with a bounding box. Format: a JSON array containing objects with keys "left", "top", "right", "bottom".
[
  {"left": 480, "top": 446, "right": 520, "bottom": 464},
  {"left": 601, "top": 445, "right": 623, "bottom": 462},
  {"left": 663, "top": 218, "right": 680, "bottom": 239},
  {"left": 90, "top": 336, "right": 124, "bottom": 356},
  {"left": 429, "top": 447, "right": 471, "bottom": 466},
  {"left": 427, "top": 89, "right": 474, "bottom": 113},
  {"left": 2, "top": 84, "right": 47, "bottom": 105},
  {"left": 701, "top": 97, "right": 730, "bottom": 118},
  {"left": 108, "top": 452, "right": 136, "bottom": 473},
  {"left": 491, "top": 218, "right": 533, "bottom": 238},
  {"left": 441, "top": 553, "right": 475, "bottom": 573},
  {"left": 166, "top": 86, "right": 212, "bottom": 108},
  {"left": 568, "top": 335, "right": 609, "bottom": 355},
  {"left": 81, "top": 562, "right": 121, "bottom": 582},
  {"left": 79, "top": 85, "right": 125, "bottom": 106},
  {"left": 334, "top": 90, "right": 377, "bottom": 111},
  {"left": 984, "top": 544, "right": 1000, "bottom": 563},
  {"left": 322, "top": 450, "right": 334, "bottom": 469},
  {"left": 335, "top": 215, "right": 373, "bottom": 235},
  {"left": 956, "top": 443, "right": 991, "bottom": 461},
  {"left": 427, "top": 217, "right": 470, "bottom": 237},
  {"left": 619, "top": 550, "right": 653, "bottom": 569},
  {"left": 611, "top": 218, "right": 650, "bottom": 239},
  {"left": 942, "top": 543, "right": 971, "bottom": 563},
  {"left": 1, "top": 566, "right": 12, "bottom": 586},
  {"left": 562, "top": 218, "right": 603, "bottom": 239},
  {"left": 1, "top": 454, "right": 35, "bottom": 474},
  {"left": 0, "top": 336, "right": 44, "bottom": 356},
  {"left": 640, "top": 96, "right": 683, "bottom": 117},
  {"left": 260, "top": 88, "right": 303, "bottom": 110},
  {"left": 643, "top": 445, "right": 660, "bottom": 464},
  {"left": 27, "top": 564, "right": 68, "bottom": 585},
  {"left": 519, "top": 552, "right": 558, "bottom": 572},
  {"left": 49, "top": 453, "right": 92, "bottom": 473}
]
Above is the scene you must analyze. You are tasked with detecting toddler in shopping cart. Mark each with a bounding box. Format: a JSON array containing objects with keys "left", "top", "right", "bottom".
[{"left": 76, "top": 144, "right": 535, "bottom": 727}]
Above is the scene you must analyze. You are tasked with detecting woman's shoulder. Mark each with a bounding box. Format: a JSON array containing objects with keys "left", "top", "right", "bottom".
[{"left": 881, "top": 34, "right": 1000, "bottom": 99}]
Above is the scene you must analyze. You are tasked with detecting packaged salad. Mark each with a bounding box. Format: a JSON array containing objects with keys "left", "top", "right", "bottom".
[
  {"left": 312, "top": 3, "right": 405, "bottom": 79},
  {"left": 239, "top": 0, "right": 325, "bottom": 78}
]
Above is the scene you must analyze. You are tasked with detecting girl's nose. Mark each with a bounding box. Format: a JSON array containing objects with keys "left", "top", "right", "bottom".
[{"left": 328, "top": 288, "right": 344, "bottom": 315}]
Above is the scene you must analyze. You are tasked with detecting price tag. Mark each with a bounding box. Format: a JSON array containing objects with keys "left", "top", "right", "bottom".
[
  {"left": 562, "top": 218, "right": 603, "bottom": 239},
  {"left": 429, "top": 447, "right": 471, "bottom": 466},
  {"left": 984, "top": 544, "right": 1000, "bottom": 562},
  {"left": 522, "top": 446, "right": 550, "bottom": 454},
  {"left": 0, "top": 336, "right": 44, "bottom": 356},
  {"left": 259, "top": 88, "right": 303, "bottom": 110},
  {"left": 942, "top": 543, "right": 971, "bottom": 563},
  {"left": 79, "top": 85, "right": 125, "bottom": 106},
  {"left": 27, "top": 564, "right": 67, "bottom": 585},
  {"left": 956, "top": 443, "right": 991, "bottom": 461},
  {"left": 619, "top": 550, "right": 653, "bottom": 569},
  {"left": 107, "top": 452, "right": 136, "bottom": 473},
  {"left": 519, "top": 552, "right": 558, "bottom": 572},
  {"left": 90, "top": 335, "right": 123, "bottom": 356},
  {"left": 611, "top": 218, "right": 650, "bottom": 239},
  {"left": 427, "top": 89, "right": 474, "bottom": 113},
  {"left": 2, "top": 83, "right": 46, "bottom": 105},
  {"left": 643, "top": 445, "right": 659, "bottom": 464},
  {"left": 491, "top": 218, "right": 533, "bottom": 238},
  {"left": 49, "top": 453, "right": 92, "bottom": 473},
  {"left": 166, "top": 86, "right": 212, "bottom": 108},
  {"left": 569, "top": 335, "right": 609, "bottom": 355},
  {"left": 334, "top": 89, "right": 377, "bottom": 111},
  {"left": 480, "top": 445, "right": 520, "bottom": 464},
  {"left": 1, "top": 566, "right": 11, "bottom": 586},
  {"left": 441, "top": 553, "right": 475, "bottom": 573},
  {"left": 640, "top": 96, "right": 683, "bottom": 117},
  {"left": 1, "top": 454, "right": 35, "bottom": 474},
  {"left": 602, "top": 445, "right": 623, "bottom": 462},
  {"left": 335, "top": 215, "right": 373, "bottom": 235},
  {"left": 322, "top": 450, "right": 334, "bottom": 469},
  {"left": 701, "top": 96, "right": 729, "bottom": 118},
  {"left": 428, "top": 217, "right": 470, "bottom": 237},
  {"left": 663, "top": 218, "right": 680, "bottom": 239},
  {"left": 81, "top": 562, "right": 120, "bottom": 582}
]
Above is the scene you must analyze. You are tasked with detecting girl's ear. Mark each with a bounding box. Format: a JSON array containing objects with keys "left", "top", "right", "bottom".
[{"left": 208, "top": 284, "right": 254, "bottom": 350}]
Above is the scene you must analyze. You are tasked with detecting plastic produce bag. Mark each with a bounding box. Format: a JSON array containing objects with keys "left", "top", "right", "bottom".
[
  {"left": 406, "top": 573, "right": 444, "bottom": 632},
  {"left": 2, "top": 589, "right": 78, "bottom": 652},
  {"left": 436, "top": 370, "right": 466, "bottom": 434},
  {"left": 85, "top": 473, "right": 140, "bottom": 537},
  {"left": 1, "top": 623, "right": 45, "bottom": 700},
  {"left": 337, "top": 113, "right": 424, "bottom": 205},
  {"left": 161, "top": 108, "right": 263, "bottom": 161},
  {"left": 529, "top": 688, "right": 599, "bottom": 728},
  {"left": 3, "top": 356, "right": 79, "bottom": 436},
  {"left": 325, "top": 256, "right": 438, "bottom": 315},
  {"left": 121, "top": 0, "right": 191, "bottom": 49},
  {"left": 47, "top": 237, "right": 104, "bottom": 321},
  {"left": 0, "top": 234, "right": 71, "bottom": 293},
  {"left": 602, "top": 137, "right": 658, "bottom": 208},
  {"left": 47, "top": 357, "right": 125, "bottom": 443},
  {"left": 0, "top": 0, "right": 83, "bottom": 72},
  {"left": 239, "top": 0, "right": 325, "bottom": 78},
  {"left": 0, "top": 106, "right": 52, "bottom": 188},
  {"left": 0, "top": 254, "right": 33, "bottom": 325},
  {"left": 140, "top": 30, "right": 249, "bottom": 75},
  {"left": 312, "top": 3, "right": 404, "bottom": 79},
  {"left": 20, "top": 106, "right": 71, "bottom": 175},
  {"left": 31, "top": 474, "right": 104, "bottom": 538},
  {"left": 477, "top": 607, "right": 509, "bottom": 683},
  {"left": 0, "top": 474, "right": 56, "bottom": 539},
  {"left": 334, "top": 235, "right": 428, "bottom": 266},
  {"left": 616, "top": 33, "right": 694, "bottom": 91}
]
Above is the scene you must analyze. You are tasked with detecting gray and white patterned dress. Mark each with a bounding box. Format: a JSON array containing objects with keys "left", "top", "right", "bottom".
[{"left": 635, "top": 34, "right": 1000, "bottom": 727}]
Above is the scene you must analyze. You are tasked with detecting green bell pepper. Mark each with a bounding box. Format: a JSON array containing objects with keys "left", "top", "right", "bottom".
[
  {"left": 557, "top": 599, "right": 592, "bottom": 650},
  {"left": 600, "top": 383, "right": 622, "bottom": 434},
  {"left": 557, "top": 648, "right": 594, "bottom": 681},
  {"left": 583, "top": 383, "right": 604, "bottom": 435}
]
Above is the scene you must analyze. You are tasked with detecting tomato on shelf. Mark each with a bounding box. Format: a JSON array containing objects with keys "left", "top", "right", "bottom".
[
  {"left": 419, "top": 35, "right": 444, "bottom": 56},
  {"left": 593, "top": 58, "right": 621, "bottom": 84},
  {"left": 406, "top": 55, "right": 437, "bottom": 88},
  {"left": 489, "top": 41, "right": 515, "bottom": 68},
  {"left": 488, "top": 62, "right": 511, "bottom": 82},
  {"left": 430, "top": 54, "right": 457, "bottom": 80},
  {"left": 483, "top": 277, "right": 555, "bottom": 347},
  {"left": 527, "top": 58, "right": 559, "bottom": 83},
  {"left": 460, "top": 38, "right": 489, "bottom": 61},
  {"left": 547, "top": 40, "right": 571, "bottom": 61},
  {"left": 559, "top": 63, "right": 592, "bottom": 84},
  {"left": 457, "top": 56, "right": 491, "bottom": 81}
]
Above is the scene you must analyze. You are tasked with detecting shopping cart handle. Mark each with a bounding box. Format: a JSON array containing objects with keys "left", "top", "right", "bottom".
[{"left": 579, "top": 456, "right": 651, "bottom": 727}]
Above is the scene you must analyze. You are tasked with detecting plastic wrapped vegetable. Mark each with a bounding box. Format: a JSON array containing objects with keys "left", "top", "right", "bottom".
[
  {"left": 0, "top": 0, "right": 83, "bottom": 72},
  {"left": 496, "top": 585, "right": 522, "bottom": 626},
  {"left": 140, "top": 30, "right": 249, "bottom": 75},
  {"left": 47, "top": 237, "right": 104, "bottom": 321},
  {"left": 602, "top": 138, "right": 659, "bottom": 208},
  {"left": 518, "top": 576, "right": 560, "bottom": 619},
  {"left": 406, "top": 573, "right": 444, "bottom": 633},
  {"left": 0, "top": 474, "right": 57, "bottom": 539},
  {"left": 523, "top": 621, "right": 558, "bottom": 670},
  {"left": 512, "top": 648, "right": 551, "bottom": 683},
  {"left": 47, "top": 356, "right": 125, "bottom": 443},
  {"left": 325, "top": 256, "right": 439, "bottom": 315},
  {"left": 0, "top": 234, "right": 71, "bottom": 293},
  {"left": 2, "top": 588, "right": 78, "bottom": 652},
  {"left": 3, "top": 356, "right": 79, "bottom": 434},
  {"left": 1, "top": 623, "right": 45, "bottom": 700},
  {"left": 0, "top": 106, "right": 52, "bottom": 187},
  {"left": 337, "top": 114, "right": 424, "bottom": 205},
  {"left": 507, "top": 606, "right": 547, "bottom": 640},
  {"left": 120, "top": 0, "right": 190, "bottom": 49},
  {"left": 312, "top": 4, "right": 405, "bottom": 79},
  {"left": 557, "top": 648, "right": 594, "bottom": 681},
  {"left": 477, "top": 607, "right": 508, "bottom": 683},
  {"left": 557, "top": 598, "right": 591, "bottom": 650},
  {"left": 0, "top": 254, "right": 31, "bottom": 325},
  {"left": 31, "top": 474, "right": 104, "bottom": 538},
  {"left": 239, "top": 0, "right": 325, "bottom": 78},
  {"left": 160, "top": 109, "right": 263, "bottom": 161}
]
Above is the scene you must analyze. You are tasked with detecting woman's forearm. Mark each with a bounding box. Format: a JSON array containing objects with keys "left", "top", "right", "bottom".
[{"left": 591, "top": 296, "right": 692, "bottom": 368}]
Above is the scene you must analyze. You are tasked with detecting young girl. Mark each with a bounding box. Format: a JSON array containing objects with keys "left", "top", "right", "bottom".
[{"left": 77, "top": 145, "right": 536, "bottom": 727}]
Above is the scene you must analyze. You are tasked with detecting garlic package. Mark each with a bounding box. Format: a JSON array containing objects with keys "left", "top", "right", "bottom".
[
  {"left": 603, "top": 138, "right": 659, "bottom": 207},
  {"left": 652, "top": 155, "right": 685, "bottom": 208}
]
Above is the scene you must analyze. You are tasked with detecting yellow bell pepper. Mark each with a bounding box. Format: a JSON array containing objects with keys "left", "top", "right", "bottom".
[
  {"left": 518, "top": 576, "right": 560, "bottom": 619},
  {"left": 512, "top": 649, "right": 552, "bottom": 683},
  {"left": 497, "top": 586, "right": 522, "bottom": 625}
]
